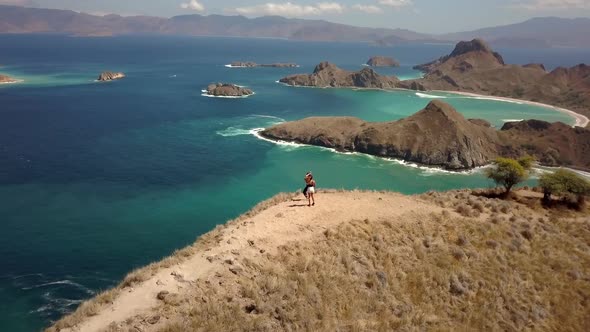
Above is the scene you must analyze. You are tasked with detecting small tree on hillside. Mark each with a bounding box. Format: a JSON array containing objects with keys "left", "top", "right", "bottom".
[
  {"left": 539, "top": 169, "right": 590, "bottom": 207},
  {"left": 486, "top": 156, "right": 534, "bottom": 195}
]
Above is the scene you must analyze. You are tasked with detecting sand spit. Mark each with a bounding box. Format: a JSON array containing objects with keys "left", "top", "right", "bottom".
[{"left": 49, "top": 190, "right": 590, "bottom": 332}]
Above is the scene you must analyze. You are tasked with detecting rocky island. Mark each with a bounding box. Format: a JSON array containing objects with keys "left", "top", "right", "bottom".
[
  {"left": 205, "top": 83, "right": 254, "bottom": 97},
  {"left": 0, "top": 74, "right": 17, "bottom": 84},
  {"left": 366, "top": 56, "right": 400, "bottom": 67},
  {"left": 403, "top": 39, "right": 590, "bottom": 125},
  {"left": 229, "top": 61, "right": 298, "bottom": 68},
  {"left": 279, "top": 61, "right": 400, "bottom": 89},
  {"left": 261, "top": 100, "right": 590, "bottom": 171},
  {"left": 97, "top": 71, "right": 125, "bottom": 81}
]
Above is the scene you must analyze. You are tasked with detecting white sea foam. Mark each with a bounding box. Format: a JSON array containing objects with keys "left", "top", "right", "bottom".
[
  {"left": 0, "top": 79, "right": 24, "bottom": 85},
  {"left": 224, "top": 64, "right": 254, "bottom": 68},
  {"left": 216, "top": 127, "right": 253, "bottom": 137},
  {"left": 468, "top": 96, "right": 523, "bottom": 104},
  {"left": 249, "top": 114, "right": 286, "bottom": 122},
  {"left": 502, "top": 119, "right": 524, "bottom": 122},
  {"left": 22, "top": 280, "right": 95, "bottom": 295},
  {"left": 251, "top": 128, "right": 484, "bottom": 175},
  {"left": 201, "top": 92, "right": 255, "bottom": 99},
  {"left": 416, "top": 92, "right": 447, "bottom": 99}
]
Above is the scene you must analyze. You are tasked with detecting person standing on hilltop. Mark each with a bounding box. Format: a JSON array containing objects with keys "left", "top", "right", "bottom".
[
  {"left": 307, "top": 174, "right": 316, "bottom": 207},
  {"left": 303, "top": 171, "right": 312, "bottom": 198}
]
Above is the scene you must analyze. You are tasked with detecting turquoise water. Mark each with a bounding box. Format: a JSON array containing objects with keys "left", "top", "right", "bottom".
[{"left": 0, "top": 35, "right": 584, "bottom": 331}]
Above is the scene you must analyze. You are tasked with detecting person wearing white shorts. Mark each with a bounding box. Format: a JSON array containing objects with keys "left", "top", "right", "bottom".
[{"left": 307, "top": 175, "right": 316, "bottom": 207}]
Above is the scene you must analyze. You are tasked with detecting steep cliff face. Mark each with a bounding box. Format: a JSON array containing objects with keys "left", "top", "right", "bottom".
[
  {"left": 279, "top": 62, "right": 400, "bottom": 89},
  {"left": 262, "top": 100, "right": 500, "bottom": 170}
]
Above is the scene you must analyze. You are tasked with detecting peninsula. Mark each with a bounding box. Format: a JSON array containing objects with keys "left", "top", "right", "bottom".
[
  {"left": 261, "top": 100, "right": 590, "bottom": 171},
  {"left": 205, "top": 83, "right": 254, "bottom": 97},
  {"left": 366, "top": 56, "right": 400, "bottom": 67},
  {"left": 279, "top": 61, "right": 400, "bottom": 89},
  {"left": 229, "top": 62, "right": 298, "bottom": 68},
  {"left": 403, "top": 39, "right": 590, "bottom": 124},
  {"left": 97, "top": 71, "right": 125, "bottom": 81}
]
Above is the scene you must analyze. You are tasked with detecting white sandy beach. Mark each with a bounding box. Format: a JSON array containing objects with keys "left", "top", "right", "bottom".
[{"left": 435, "top": 90, "right": 590, "bottom": 128}]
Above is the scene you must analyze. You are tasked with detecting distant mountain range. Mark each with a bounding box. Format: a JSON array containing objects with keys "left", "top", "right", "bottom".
[
  {"left": 442, "top": 17, "right": 590, "bottom": 49},
  {"left": 0, "top": 5, "right": 589, "bottom": 48}
]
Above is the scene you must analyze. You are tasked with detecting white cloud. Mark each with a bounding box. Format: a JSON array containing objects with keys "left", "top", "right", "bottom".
[
  {"left": 512, "top": 0, "right": 590, "bottom": 10},
  {"left": 180, "top": 0, "right": 205, "bottom": 12},
  {"left": 378, "top": 0, "right": 413, "bottom": 8},
  {"left": 235, "top": 2, "right": 344, "bottom": 16},
  {"left": 352, "top": 4, "right": 384, "bottom": 13}
]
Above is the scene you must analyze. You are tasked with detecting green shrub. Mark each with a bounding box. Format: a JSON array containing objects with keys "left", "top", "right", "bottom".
[
  {"left": 486, "top": 157, "right": 532, "bottom": 194},
  {"left": 539, "top": 169, "right": 590, "bottom": 207}
]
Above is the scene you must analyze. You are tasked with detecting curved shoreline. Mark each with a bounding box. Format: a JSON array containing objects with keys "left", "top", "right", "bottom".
[
  {"left": 276, "top": 81, "right": 588, "bottom": 128},
  {"left": 434, "top": 90, "right": 589, "bottom": 128},
  {"left": 251, "top": 128, "right": 486, "bottom": 175}
]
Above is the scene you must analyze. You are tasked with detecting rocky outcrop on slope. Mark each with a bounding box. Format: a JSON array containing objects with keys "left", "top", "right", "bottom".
[
  {"left": 262, "top": 100, "right": 500, "bottom": 170},
  {"left": 206, "top": 83, "right": 254, "bottom": 97},
  {"left": 230, "top": 61, "right": 298, "bottom": 68},
  {"left": 404, "top": 39, "right": 590, "bottom": 122},
  {"left": 97, "top": 71, "right": 125, "bottom": 81},
  {"left": 279, "top": 62, "right": 400, "bottom": 89},
  {"left": 366, "top": 56, "right": 400, "bottom": 67}
]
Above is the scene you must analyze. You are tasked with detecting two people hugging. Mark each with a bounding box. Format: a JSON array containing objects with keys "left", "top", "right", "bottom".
[{"left": 302, "top": 171, "right": 316, "bottom": 206}]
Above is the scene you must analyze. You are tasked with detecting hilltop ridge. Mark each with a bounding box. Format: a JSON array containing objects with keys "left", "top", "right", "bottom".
[{"left": 48, "top": 189, "right": 590, "bottom": 332}]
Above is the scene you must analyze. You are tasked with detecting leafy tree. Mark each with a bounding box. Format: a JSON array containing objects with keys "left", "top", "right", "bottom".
[
  {"left": 539, "top": 169, "right": 590, "bottom": 205},
  {"left": 517, "top": 155, "right": 536, "bottom": 170},
  {"left": 486, "top": 157, "right": 532, "bottom": 194}
]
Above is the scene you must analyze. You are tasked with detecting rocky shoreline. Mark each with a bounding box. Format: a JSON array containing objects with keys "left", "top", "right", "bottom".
[
  {"left": 97, "top": 71, "right": 125, "bottom": 81},
  {"left": 261, "top": 100, "right": 590, "bottom": 171},
  {"left": 205, "top": 83, "right": 254, "bottom": 97},
  {"left": 279, "top": 61, "right": 400, "bottom": 89}
]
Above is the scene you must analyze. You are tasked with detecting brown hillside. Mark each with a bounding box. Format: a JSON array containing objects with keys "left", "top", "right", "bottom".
[
  {"left": 499, "top": 120, "right": 590, "bottom": 170},
  {"left": 262, "top": 100, "right": 499, "bottom": 170},
  {"left": 262, "top": 100, "right": 590, "bottom": 171},
  {"left": 47, "top": 190, "right": 590, "bottom": 332},
  {"left": 406, "top": 39, "right": 590, "bottom": 121}
]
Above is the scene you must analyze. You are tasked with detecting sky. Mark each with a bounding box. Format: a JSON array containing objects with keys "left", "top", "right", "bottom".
[{"left": 2, "top": 0, "right": 590, "bottom": 33}]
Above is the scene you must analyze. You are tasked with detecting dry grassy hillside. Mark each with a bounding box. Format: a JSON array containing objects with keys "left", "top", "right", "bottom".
[{"left": 48, "top": 190, "right": 590, "bottom": 332}]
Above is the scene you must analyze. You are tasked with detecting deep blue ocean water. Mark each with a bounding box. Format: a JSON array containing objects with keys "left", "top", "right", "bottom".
[{"left": 0, "top": 35, "right": 588, "bottom": 331}]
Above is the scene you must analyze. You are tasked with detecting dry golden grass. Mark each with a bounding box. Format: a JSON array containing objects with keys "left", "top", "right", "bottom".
[
  {"left": 46, "top": 192, "right": 295, "bottom": 332},
  {"left": 139, "top": 191, "right": 590, "bottom": 332},
  {"left": 48, "top": 189, "right": 590, "bottom": 332}
]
